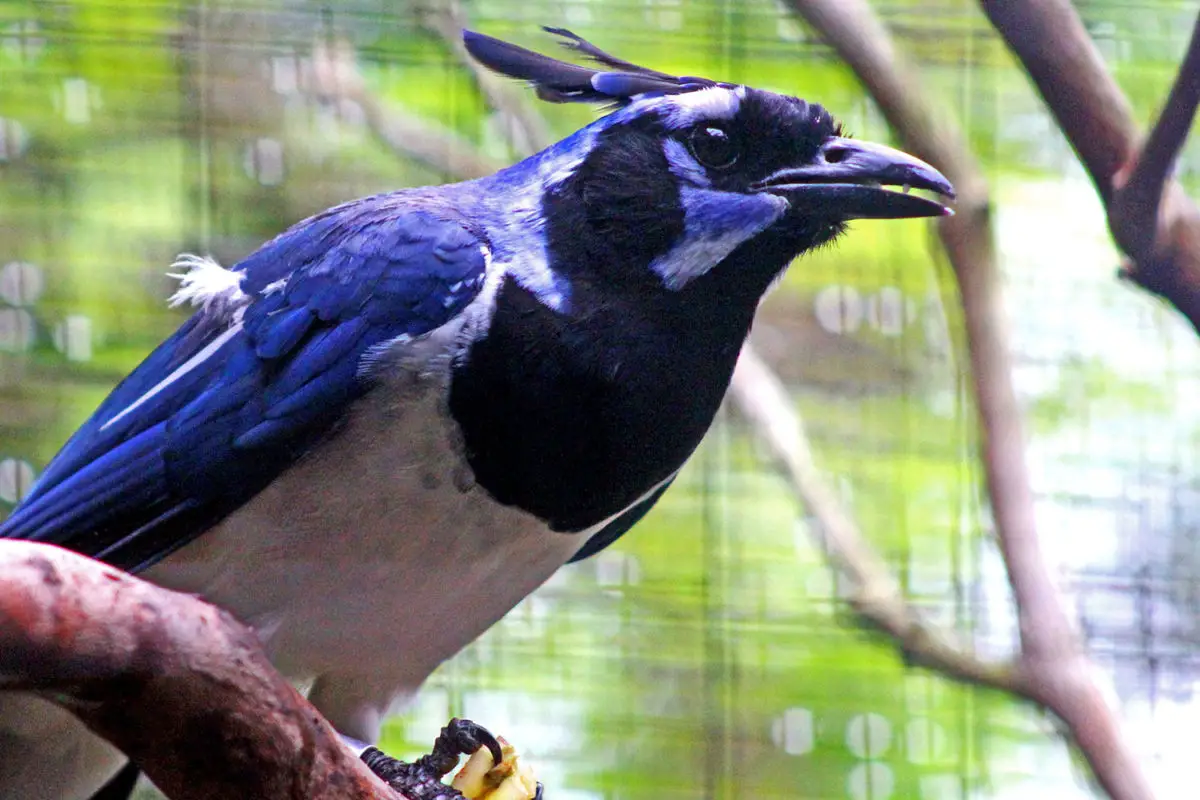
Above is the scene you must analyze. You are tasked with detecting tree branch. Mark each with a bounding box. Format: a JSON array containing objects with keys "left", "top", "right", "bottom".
[
  {"left": 730, "top": 349, "right": 1021, "bottom": 690},
  {"left": 0, "top": 541, "right": 401, "bottom": 800},
  {"left": 1109, "top": 15, "right": 1200, "bottom": 259},
  {"left": 982, "top": 1, "right": 1200, "bottom": 334},
  {"left": 783, "top": 2, "right": 1155, "bottom": 798}
]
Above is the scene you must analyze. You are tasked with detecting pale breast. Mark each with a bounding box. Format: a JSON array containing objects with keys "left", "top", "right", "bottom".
[{"left": 146, "top": 367, "right": 585, "bottom": 692}]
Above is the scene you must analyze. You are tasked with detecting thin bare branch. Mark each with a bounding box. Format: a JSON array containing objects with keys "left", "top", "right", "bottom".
[
  {"left": 1109, "top": 15, "right": 1200, "bottom": 258},
  {"left": 730, "top": 348, "right": 1021, "bottom": 690}
]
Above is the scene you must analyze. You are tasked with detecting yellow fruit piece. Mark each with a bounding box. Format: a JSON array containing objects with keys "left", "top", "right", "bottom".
[{"left": 450, "top": 736, "right": 538, "bottom": 800}]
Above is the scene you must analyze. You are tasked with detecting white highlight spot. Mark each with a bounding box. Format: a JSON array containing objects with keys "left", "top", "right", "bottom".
[
  {"left": 648, "top": 0, "right": 683, "bottom": 31},
  {"left": 168, "top": 254, "right": 249, "bottom": 315},
  {"left": 814, "top": 284, "right": 864, "bottom": 334},
  {"left": 847, "top": 763, "right": 894, "bottom": 800},
  {"left": 244, "top": 137, "right": 285, "bottom": 186},
  {"left": 771, "top": 707, "right": 814, "bottom": 756},
  {"left": 905, "top": 718, "right": 950, "bottom": 765},
  {"left": 0, "top": 117, "right": 29, "bottom": 162},
  {"left": 271, "top": 54, "right": 300, "bottom": 95},
  {"left": 0, "top": 261, "right": 44, "bottom": 306},
  {"left": 62, "top": 77, "right": 92, "bottom": 125},
  {"left": 0, "top": 308, "right": 35, "bottom": 352},
  {"left": 846, "top": 712, "right": 892, "bottom": 759},
  {"left": 0, "top": 458, "right": 35, "bottom": 504},
  {"left": 52, "top": 314, "right": 92, "bottom": 362},
  {"left": 865, "top": 286, "right": 906, "bottom": 337}
]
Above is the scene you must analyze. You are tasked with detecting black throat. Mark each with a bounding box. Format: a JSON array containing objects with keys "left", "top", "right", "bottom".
[{"left": 448, "top": 273, "right": 755, "bottom": 532}]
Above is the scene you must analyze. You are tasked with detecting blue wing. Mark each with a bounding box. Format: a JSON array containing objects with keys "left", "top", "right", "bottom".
[
  {"left": 569, "top": 477, "right": 674, "bottom": 562},
  {"left": 0, "top": 196, "right": 488, "bottom": 572}
]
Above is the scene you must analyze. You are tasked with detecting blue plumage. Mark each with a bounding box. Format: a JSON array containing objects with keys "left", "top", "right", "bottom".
[{"left": 1, "top": 200, "right": 487, "bottom": 570}]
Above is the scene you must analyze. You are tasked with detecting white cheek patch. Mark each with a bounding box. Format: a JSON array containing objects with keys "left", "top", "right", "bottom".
[
  {"left": 487, "top": 131, "right": 596, "bottom": 317},
  {"left": 488, "top": 202, "right": 570, "bottom": 315},
  {"left": 662, "top": 138, "right": 709, "bottom": 187},
  {"left": 649, "top": 187, "right": 788, "bottom": 291}
]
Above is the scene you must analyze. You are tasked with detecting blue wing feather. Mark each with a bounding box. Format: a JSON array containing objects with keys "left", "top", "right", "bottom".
[
  {"left": 0, "top": 196, "right": 488, "bottom": 572},
  {"left": 568, "top": 477, "right": 674, "bottom": 563}
]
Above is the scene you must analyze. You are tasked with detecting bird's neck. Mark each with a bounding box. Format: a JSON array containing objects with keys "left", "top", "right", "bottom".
[{"left": 448, "top": 271, "right": 756, "bottom": 532}]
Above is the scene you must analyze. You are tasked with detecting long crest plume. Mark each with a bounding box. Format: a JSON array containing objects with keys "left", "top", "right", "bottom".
[{"left": 462, "top": 26, "right": 724, "bottom": 105}]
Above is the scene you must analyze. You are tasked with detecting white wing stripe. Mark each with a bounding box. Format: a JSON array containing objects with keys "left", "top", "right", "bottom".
[{"left": 100, "top": 322, "right": 244, "bottom": 432}]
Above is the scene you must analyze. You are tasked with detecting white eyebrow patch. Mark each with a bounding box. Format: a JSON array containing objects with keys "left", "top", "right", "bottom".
[
  {"left": 657, "top": 86, "right": 741, "bottom": 129},
  {"left": 617, "top": 85, "right": 742, "bottom": 131}
]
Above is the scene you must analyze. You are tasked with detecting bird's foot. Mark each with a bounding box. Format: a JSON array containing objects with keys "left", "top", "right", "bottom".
[{"left": 361, "top": 718, "right": 541, "bottom": 800}]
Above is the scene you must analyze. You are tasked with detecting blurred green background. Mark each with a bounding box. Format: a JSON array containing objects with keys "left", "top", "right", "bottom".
[{"left": 2, "top": 1, "right": 1199, "bottom": 798}]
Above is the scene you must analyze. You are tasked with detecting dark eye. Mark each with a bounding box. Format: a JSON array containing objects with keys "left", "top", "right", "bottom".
[{"left": 688, "top": 126, "right": 738, "bottom": 170}]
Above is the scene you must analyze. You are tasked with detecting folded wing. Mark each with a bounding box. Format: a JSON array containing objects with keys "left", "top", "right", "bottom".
[{"left": 0, "top": 198, "right": 488, "bottom": 572}]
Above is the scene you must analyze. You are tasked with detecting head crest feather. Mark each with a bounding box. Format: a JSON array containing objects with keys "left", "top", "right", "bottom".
[{"left": 462, "top": 27, "right": 722, "bottom": 105}]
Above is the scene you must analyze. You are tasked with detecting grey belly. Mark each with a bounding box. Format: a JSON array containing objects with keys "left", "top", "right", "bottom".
[{"left": 147, "top": 378, "right": 586, "bottom": 696}]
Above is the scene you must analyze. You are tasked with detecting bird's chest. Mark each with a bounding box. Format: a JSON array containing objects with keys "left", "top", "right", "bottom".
[
  {"left": 447, "top": 278, "right": 743, "bottom": 532},
  {"left": 148, "top": 371, "right": 583, "bottom": 684}
]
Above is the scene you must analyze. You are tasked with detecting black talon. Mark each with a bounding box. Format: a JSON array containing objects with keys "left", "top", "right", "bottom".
[
  {"left": 440, "top": 717, "right": 505, "bottom": 770},
  {"left": 360, "top": 717, "right": 507, "bottom": 800}
]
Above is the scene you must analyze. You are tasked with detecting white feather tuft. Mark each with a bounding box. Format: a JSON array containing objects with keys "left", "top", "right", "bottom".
[{"left": 167, "top": 253, "right": 249, "bottom": 314}]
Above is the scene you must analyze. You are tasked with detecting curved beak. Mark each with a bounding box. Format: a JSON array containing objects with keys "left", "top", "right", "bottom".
[{"left": 751, "top": 137, "right": 955, "bottom": 219}]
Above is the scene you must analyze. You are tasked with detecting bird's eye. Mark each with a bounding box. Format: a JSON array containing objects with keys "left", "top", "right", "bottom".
[{"left": 688, "top": 126, "right": 738, "bottom": 170}]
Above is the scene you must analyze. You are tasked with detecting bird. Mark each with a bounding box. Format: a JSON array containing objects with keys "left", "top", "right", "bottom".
[{"left": 0, "top": 26, "right": 952, "bottom": 800}]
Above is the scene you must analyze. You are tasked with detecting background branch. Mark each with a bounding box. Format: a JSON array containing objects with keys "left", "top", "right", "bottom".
[
  {"left": 730, "top": 349, "right": 1020, "bottom": 690},
  {"left": 784, "top": 2, "right": 1155, "bottom": 798},
  {"left": 310, "top": 37, "right": 500, "bottom": 179},
  {"left": 982, "top": 1, "right": 1200, "bottom": 334},
  {"left": 420, "top": 0, "right": 551, "bottom": 157},
  {"left": 0, "top": 541, "right": 403, "bottom": 800}
]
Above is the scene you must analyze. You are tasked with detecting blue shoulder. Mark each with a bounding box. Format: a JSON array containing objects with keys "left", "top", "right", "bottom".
[{"left": 0, "top": 195, "right": 489, "bottom": 571}]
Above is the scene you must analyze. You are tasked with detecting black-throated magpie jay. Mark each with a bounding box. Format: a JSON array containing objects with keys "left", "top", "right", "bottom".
[{"left": 0, "top": 28, "right": 952, "bottom": 799}]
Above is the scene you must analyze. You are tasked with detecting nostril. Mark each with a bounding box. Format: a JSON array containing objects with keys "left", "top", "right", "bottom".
[{"left": 824, "top": 145, "right": 849, "bottom": 164}]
